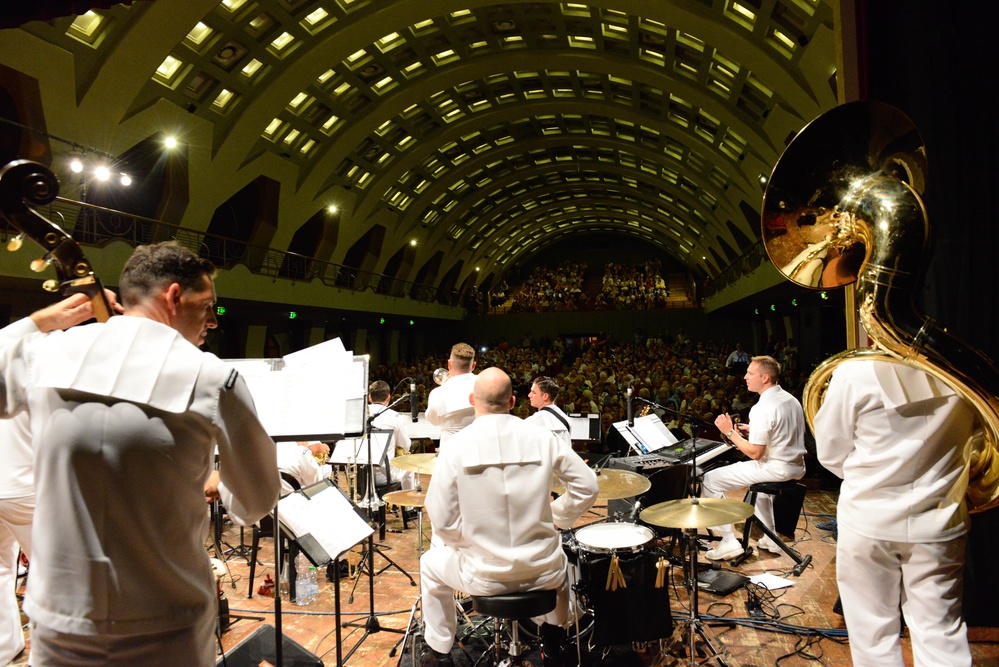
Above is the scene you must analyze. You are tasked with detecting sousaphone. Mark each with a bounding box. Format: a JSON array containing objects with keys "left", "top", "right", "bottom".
[{"left": 762, "top": 101, "right": 999, "bottom": 512}]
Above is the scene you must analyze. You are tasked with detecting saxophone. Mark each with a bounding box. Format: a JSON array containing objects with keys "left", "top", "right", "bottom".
[{"left": 762, "top": 101, "right": 999, "bottom": 512}]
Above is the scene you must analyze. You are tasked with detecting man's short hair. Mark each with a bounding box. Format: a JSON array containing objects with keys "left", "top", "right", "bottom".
[
  {"left": 533, "top": 376, "right": 560, "bottom": 402},
  {"left": 449, "top": 342, "right": 475, "bottom": 372},
  {"left": 120, "top": 241, "right": 216, "bottom": 307},
  {"left": 751, "top": 355, "right": 781, "bottom": 382},
  {"left": 369, "top": 380, "right": 391, "bottom": 403}
]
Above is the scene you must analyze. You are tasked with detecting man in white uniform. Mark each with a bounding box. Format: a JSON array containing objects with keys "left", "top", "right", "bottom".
[
  {"left": 425, "top": 342, "right": 477, "bottom": 444},
  {"left": 706, "top": 355, "right": 806, "bottom": 560},
  {"left": 814, "top": 359, "right": 975, "bottom": 667},
  {"left": 525, "top": 376, "right": 572, "bottom": 448},
  {"left": 0, "top": 294, "right": 117, "bottom": 665},
  {"left": 368, "top": 380, "right": 414, "bottom": 488},
  {"left": 419, "top": 368, "right": 598, "bottom": 666},
  {"left": 0, "top": 242, "right": 280, "bottom": 666}
]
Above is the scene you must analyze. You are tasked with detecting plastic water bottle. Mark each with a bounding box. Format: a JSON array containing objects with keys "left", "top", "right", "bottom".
[{"left": 294, "top": 553, "right": 318, "bottom": 605}]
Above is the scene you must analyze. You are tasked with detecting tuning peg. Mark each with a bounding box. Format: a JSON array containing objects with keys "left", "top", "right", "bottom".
[
  {"left": 42, "top": 280, "right": 60, "bottom": 293},
  {"left": 6, "top": 234, "right": 24, "bottom": 252},
  {"left": 30, "top": 257, "right": 51, "bottom": 273}
]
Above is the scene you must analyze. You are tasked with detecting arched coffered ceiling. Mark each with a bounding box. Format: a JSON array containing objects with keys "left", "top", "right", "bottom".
[{"left": 6, "top": 0, "right": 839, "bottom": 289}]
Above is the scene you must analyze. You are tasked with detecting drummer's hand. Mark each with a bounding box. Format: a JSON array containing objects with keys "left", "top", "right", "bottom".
[
  {"left": 714, "top": 413, "right": 734, "bottom": 434},
  {"left": 204, "top": 470, "right": 221, "bottom": 503}
]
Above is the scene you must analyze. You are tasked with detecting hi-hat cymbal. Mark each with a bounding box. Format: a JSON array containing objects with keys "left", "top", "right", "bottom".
[
  {"left": 392, "top": 453, "right": 437, "bottom": 474},
  {"left": 640, "top": 497, "right": 755, "bottom": 529},
  {"left": 552, "top": 469, "right": 653, "bottom": 500},
  {"left": 382, "top": 489, "right": 427, "bottom": 508}
]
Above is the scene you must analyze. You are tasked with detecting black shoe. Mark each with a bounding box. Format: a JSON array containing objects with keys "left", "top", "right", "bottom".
[
  {"left": 419, "top": 647, "right": 454, "bottom": 666},
  {"left": 540, "top": 623, "right": 568, "bottom": 667}
]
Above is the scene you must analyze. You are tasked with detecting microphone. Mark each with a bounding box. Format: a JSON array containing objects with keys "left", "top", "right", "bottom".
[
  {"left": 627, "top": 385, "right": 635, "bottom": 427},
  {"left": 410, "top": 381, "right": 418, "bottom": 423},
  {"left": 628, "top": 499, "right": 642, "bottom": 522}
]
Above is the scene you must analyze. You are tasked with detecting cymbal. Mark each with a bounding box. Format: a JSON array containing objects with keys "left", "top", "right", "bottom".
[
  {"left": 392, "top": 453, "right": 437, "bottom": 474},
  {"left": 382, "top": 489, "right": 427, "bottom": 508},
  {"left": 552, "top": 469, "right": 653, "bottom": 501},
  {"left": 639, "top": 497, "right": 755, "bottom": 529}
]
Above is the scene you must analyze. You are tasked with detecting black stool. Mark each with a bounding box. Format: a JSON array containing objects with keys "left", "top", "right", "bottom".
[
  {"left": 470, "top": 589, "right": 557, "bottom": 666},
  {"left": 732, "top": 480, "right": 812, "bottom": 576}
]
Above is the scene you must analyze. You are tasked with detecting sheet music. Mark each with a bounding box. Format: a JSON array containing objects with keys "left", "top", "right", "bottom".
[
  {"left": 279, "top": 489, "right": 372, "bottom": 560},
  {"left": 405, "top": 413, "right": 442, "bottom": 440},
  {"left": 225, "top": 340, "right": 367, "bottom": 439},
  {"left": 328, "top": 431, "right": 392, "bottom": 465},
  {"left": 629, "top": 414, "right": 679, "bottom": 453},
  {"left": 567, "top": 414, "right": 599, "bottom": 440}
]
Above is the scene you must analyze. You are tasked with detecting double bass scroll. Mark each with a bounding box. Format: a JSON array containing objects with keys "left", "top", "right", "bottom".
[{"left": 0, "top": 160, "right": 113, "bottom": 322}]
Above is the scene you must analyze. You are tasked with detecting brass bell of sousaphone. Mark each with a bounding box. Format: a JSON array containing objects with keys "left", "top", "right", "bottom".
[{"left": 762, "top": 101, "right": 999, "bottom": 512}]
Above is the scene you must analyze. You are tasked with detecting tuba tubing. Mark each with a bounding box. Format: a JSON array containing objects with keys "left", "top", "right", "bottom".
[{"left": 765, "top": 101, "right": 999, "bottom": 512}]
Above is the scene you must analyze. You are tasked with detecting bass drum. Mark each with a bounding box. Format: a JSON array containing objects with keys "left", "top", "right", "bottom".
[{"left": 572, "top": 522, "right": 672, "bottom": 647}]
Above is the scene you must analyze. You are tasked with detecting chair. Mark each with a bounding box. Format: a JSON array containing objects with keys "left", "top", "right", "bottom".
[
  {"left": 731, "top": 480, "right": 812, "bottom": 575},
  {"left": 470, "top": 589, "right": 557, "bottom": 666},
  {"left": 247, "top": 472, "right": 301, "bottom": 598}
]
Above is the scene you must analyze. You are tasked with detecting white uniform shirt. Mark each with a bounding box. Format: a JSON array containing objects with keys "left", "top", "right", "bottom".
[
  {"left": 276, "top": 442, "right": 324, "bottom": 493},
  {"left": 814, "top": 359, "right": 975, "bottom": 542},
  {"left": 370, "top": 404, "right": 412, "bottom": 485},
  {"left": 0, "top": 316, "right": 279, "bottom": 637},
  {"left": 747, "top": 385, "right": 806, "bottom": 467},
  {"left": 0, "top": 318, "right": 38, "bottom": 499},
  {"left": 426, "top": 373, "right": 477, "bottom": 443},
  {"left": 525, "top": 404, "right": 572, "bottom": 448},
  {"left": 426, "top": 414, "right": 598, "bottom": 586}
]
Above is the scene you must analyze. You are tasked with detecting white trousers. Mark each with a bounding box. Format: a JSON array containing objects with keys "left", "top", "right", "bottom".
[
  {"left": 700, "top": 459, "right": 803, "bottom": 540},
  {"left": 420, "top": 546, "right": 570, "bottom": 654},
  {"left": 836, "top": 524, "right": 970, "bottom": 667},
  {"left": 29, "top": 612, "right": 216, "bottom": 667},
  {"left": 0, "top": 494, "right": 33, "bottom": 665}
]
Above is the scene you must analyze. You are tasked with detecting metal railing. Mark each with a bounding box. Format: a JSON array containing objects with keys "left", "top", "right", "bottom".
[{"left": 33, "top": 197, "right": 442, "bottom": 302}]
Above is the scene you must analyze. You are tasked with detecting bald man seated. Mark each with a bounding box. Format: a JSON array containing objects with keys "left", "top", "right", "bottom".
[{"left": 419, "top": 368, "right": 598, "bottom": 667}]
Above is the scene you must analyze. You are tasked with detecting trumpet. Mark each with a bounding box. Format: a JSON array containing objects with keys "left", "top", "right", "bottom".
[{"left": 433, "top": 367, "right": 449, "bottom": 385}]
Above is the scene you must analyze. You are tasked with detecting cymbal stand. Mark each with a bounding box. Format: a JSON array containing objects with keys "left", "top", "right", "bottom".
[
  {"left": 680, "top": 525, "right": 728, "bottom": 666},
  {"left": 391, "top": 476, "right": 427, "bottom": 664}
]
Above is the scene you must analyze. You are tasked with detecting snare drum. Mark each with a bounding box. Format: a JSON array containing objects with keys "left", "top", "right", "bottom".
[{"left": 573, "top": 522, "right": 654, "bottom": 555}]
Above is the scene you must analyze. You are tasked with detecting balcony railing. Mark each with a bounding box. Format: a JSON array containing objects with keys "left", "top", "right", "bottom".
[{"left": 16, "top": 197, "right": 442, "bottom": 303}]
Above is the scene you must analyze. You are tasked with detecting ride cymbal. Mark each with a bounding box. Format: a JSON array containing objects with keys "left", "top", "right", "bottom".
[
  {"left": 391, "top": 453, "right": 437, "bottom": 475},
  {"left": 382, "top": 489, "right": 427, "bottom": 508},
  {"left": 639, "top": 497, "right": 754, "bottom": 529},
  {"left": 552, "top": 468, "right": 653, "bottom": 500}
]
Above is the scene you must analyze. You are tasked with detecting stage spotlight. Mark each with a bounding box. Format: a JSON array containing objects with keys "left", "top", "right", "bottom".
[
  {"left": 94, "top": 165, "right": 111, "bottom": 181},
  {"left": 409, "top": 239, "right": 417, "bottom": 246},
  {"left": 69, "top": 157, "right": 83, "bottom": 173},
  {"left": 120, "top": 174, "right": 132, "bottom": 186},
  {"left": 164, "top": 136, "right": 178, "bottom": 149},
  {"left": 327, "top": 204, "right": 337, "bottom": 214}
]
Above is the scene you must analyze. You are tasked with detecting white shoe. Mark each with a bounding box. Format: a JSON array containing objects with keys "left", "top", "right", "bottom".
[
  {"left": 756, "top": 536, "right": 782, "bottom": 554},
  {"left": 705, "top": 540, "right": 744, "bottom": 561}
]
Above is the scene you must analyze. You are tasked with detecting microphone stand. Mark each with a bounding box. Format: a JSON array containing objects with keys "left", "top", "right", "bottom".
[{"left": 342, "top": 389, "right": 412, "bottom": 660}]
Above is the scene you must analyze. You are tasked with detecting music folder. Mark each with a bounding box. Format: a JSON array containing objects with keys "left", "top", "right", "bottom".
[{"left": 277, "top": 479, "right": 372, "bottom": 566}]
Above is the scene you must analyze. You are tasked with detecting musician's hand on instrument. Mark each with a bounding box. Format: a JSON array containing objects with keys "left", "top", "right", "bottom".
[
  {"left": 105, "top": 288, "right": 124, "bottom": 314},
  {"left": 735, "top": 422, "right": 749, "bottom": 436},
  {"left": 29, "top": 292, "right": 94, "bottom": 332},
  {"left": 714, "top": 413, "right": 734, "bottom": 435},
  {"left": 204, "top": 470, "right": 221, "bottom": 503}
]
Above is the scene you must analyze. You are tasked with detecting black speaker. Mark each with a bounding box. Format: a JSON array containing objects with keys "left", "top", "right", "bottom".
[
  {"left": 217, "top": 625, "right": 323, "bottom": 666},
  {"left": 606, "top": 464, "right": 692, "bottom": 517}
]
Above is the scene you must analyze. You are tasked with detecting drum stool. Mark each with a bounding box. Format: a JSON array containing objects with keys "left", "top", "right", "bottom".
[
  {"left": 470, "top": 589, "right": 557, "bottom": 666},
  {"left": 731, "top": 480, "right": 812, "bottom": 575}
]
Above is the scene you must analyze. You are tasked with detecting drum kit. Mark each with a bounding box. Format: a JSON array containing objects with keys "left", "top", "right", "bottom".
[{"left": 390, "top": 453, "right": 755, "bottom": 666}]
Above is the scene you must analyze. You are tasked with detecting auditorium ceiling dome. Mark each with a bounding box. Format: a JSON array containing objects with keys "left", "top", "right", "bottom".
[{"left": 1, "top": 0, "right": 839, "bottom": 289}]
